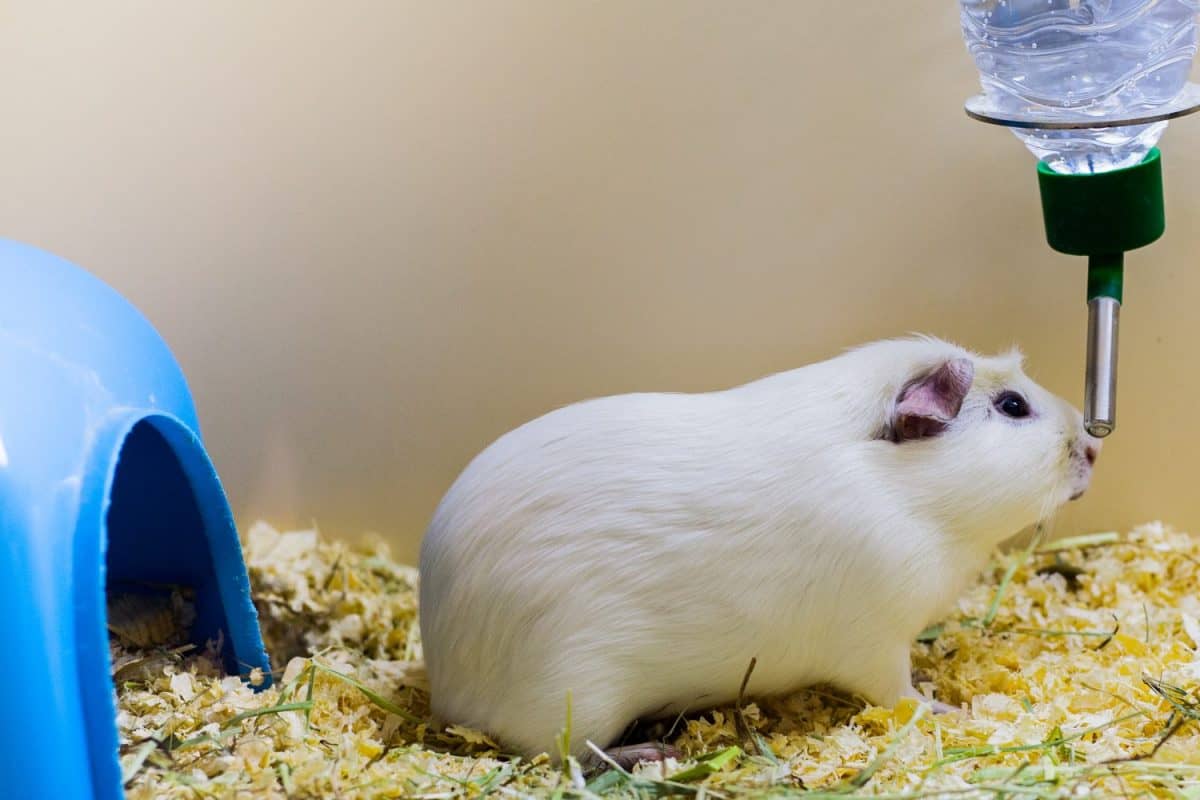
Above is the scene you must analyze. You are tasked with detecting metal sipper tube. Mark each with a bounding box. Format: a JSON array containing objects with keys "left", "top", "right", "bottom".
[{"left": 1084, "top": 295, "right": 1119, "bottom": 437}]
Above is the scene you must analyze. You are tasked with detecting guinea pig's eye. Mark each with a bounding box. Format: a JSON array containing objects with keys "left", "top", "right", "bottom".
[{"left": 995, "top": 391, "right": 1031, "bottom": 419}]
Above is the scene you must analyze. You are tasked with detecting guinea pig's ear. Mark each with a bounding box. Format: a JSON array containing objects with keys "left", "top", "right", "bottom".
[{"left": 891, "top": 358, "right": 974, "bottom": 442}]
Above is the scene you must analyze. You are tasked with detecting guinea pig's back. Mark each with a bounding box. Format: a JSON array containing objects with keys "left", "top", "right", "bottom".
[{"left": 421, "top": 389, "right": 741, "bottom": 559}]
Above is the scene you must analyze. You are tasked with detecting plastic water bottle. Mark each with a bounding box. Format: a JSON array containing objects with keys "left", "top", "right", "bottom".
[{"left": 959, "top": 0, "right": 1200, "bottom": 173}]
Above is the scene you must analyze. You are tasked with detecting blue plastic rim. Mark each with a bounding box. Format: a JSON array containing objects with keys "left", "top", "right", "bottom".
[
  {"left": 77, "top": 412, "right": 271, "bottom": 797},
  {"left": 0, "top": 239, "right": 270, "bottom": 799}
]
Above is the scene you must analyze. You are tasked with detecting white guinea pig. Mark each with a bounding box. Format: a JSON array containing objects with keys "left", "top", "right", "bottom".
[{"left": 418, "top": 336, "right": 1099, "bottom": 764}]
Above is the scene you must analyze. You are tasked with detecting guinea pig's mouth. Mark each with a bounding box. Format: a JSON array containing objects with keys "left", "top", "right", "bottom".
[
  {"left": 1066, "top": 441, "right": 1100, "bottom": 502},
  {"left": 1067, "top": 468, "right": 1092, "bottom": 501}
]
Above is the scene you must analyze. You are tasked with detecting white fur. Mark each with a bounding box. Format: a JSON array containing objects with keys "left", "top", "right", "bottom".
[{"left": 418, "top": 336, "right": 1098, "bottom": 759}]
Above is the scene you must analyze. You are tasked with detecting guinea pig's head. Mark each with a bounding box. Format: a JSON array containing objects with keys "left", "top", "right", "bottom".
[{"left": 872, "top": 338, "right": 1100, "bottom": 542}]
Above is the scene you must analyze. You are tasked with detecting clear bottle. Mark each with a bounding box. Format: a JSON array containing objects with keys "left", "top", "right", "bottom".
[{"left": 959, "top": 0, "right": 1200, "bottom": 173}]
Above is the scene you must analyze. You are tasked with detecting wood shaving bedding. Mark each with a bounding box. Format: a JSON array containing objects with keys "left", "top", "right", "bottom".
[{"left": 117, "top": 521, "right": 1200, "bottom": 798}]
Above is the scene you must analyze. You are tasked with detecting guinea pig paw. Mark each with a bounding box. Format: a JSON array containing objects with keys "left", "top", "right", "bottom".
[
  {"left": 604, "top": 743, "right": 682, "bottom": 771},
  {"left": 928, "top": 699, "right": 964, "bottom": 715},
  {"left": 903, "top": 685, "right": 962, "bottom": 716}
]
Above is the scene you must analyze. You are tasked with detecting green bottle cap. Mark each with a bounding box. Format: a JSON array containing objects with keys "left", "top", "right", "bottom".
[{"left": 1036, "top": 147, "right": 1165, "bottom": 302}]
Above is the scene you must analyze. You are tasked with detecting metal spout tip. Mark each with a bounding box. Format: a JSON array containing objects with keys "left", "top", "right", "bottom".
[{"left": 1084, "top": 296, "right": 1119, "bottom": 440}]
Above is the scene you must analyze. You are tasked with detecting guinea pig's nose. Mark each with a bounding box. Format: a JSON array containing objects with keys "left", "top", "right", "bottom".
[
  {"left": 1070, "top": 434, "right": 1099, "bottom": 466},
  {"left": 1075, "top": 432, "right": 1101, "bottom": 466}
]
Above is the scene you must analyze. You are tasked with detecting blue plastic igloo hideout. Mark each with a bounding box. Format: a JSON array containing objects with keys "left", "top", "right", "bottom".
[{"left": 0, "top": 239, "right": 270, "bottom": 799}]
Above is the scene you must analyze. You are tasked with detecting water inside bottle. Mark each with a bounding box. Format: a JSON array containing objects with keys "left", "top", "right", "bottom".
[{"left": 960, "top": 0, "right": 1200, "bottom": 173}]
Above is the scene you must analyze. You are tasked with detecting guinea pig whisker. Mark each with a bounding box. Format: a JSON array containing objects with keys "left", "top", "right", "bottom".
[{"left": 1035, "top": 476, "right": 1069, "bottom": 539}]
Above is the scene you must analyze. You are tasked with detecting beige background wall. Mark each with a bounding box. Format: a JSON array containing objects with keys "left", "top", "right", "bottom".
[{"left": 1, "top": 1, "right": 1196, "bottom": 562}]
